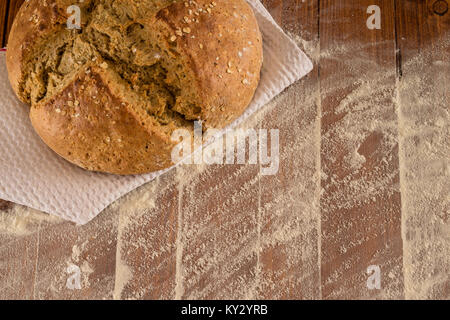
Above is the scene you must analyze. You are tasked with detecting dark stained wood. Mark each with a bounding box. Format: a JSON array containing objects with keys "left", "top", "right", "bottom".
[
  {"left": 116, "top": 171, "right": 180, "bottom": 300},
  {"left": 179, "top": 164, "right": 260, "bottom": 299},
  {"left": 319, "top": 0, "right": 404, "bottom": 299},
  {"left": 394, "top": 0, "right": 449, "bottom": 299},
  {"left": 5, "top": 0, "right": 24, "bottom": 47},
  {"left": 396, "top": 0, "right": 449, "bottom": 55},
  {"left": 257, "top": 0, "right": 321, "bottom": 299},
  {"left": 0, "top": 233, "right": 39, "bottom": 299},
  {"left": 0, "top": 0, "right": 9, "bottom": 48},
  {"left": 33, "top": 207, "right": 119, "bottom": 299}
]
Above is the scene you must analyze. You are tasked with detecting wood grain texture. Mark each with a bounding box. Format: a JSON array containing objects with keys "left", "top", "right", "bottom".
[
  {"left": 115, "top": 171, "right": 180, "bottom": 300},
  {"left": 179, "top": 164, "right": 260, "bottom": 299},
  {"left": 0, "top": 0, "right": 448, "bottom": 300},
  {"left": 319, "top": 0, "right": 404, "bottom": 299},
  {"left": 257, "top": 0, "right": 321, "bottom": 300},
  {"left": 0, "top": 0, "right": 9, "bottom": 48},
  {"left": 0, "top": 233, "right": 38, "bottom": 299},
  {"left": 33, "top": 208, "right": 118, "bottom": 299},
  {"left": 395, "top": 0, "right": 450, "bottom": 299},
  {"left": 5, "top": 0, "right": 24, "bottom": 48}
]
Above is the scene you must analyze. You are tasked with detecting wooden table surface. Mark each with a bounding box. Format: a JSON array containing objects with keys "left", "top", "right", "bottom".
[{"left": 0, "top": 0, "right": 448, "bottom": 300}]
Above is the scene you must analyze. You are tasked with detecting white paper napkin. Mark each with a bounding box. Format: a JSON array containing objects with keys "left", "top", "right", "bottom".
[{"left": 0, "top": 0, "right": 312, "bottom": 225}]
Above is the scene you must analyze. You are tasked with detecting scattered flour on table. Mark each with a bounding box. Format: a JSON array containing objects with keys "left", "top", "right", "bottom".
[
  {"left": 0, "top": 204, "right": 62, "bottom": 237},
  {"left": 294, "top": 30, "right": 449, "bottom": 299},
  {"left": 396, "top": 35, "right": 450, "bottom": 299}
]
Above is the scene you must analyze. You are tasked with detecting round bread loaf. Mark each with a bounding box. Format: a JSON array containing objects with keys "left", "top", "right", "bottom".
[{"left": 6, "top": 0, "right": 263, "bottom": 174}]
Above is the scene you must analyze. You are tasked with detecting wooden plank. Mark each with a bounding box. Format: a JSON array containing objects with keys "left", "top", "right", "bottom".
[
  {"left": 0, "top": 205, "right": 44, "bottom": 248},
  {"left": 0, "top": 0, "right": 9, "bottom": 48},
  {"left": 256, "top": 0, "right": 321, "bottom": 299},
  {"left": 114, "top": 171, "right": 180, "bottom": 300},
  {"left": 178, "top": 162, "right": 260, "bottom": 299},
  {"left": 0, "top": 205, "right": 57, "bottom": 299},
  {"left": 0, "top": 232, "right": 38, "bottom": 299},
  {"left": 319, "top": 0, "right": 404, "bottom": 299},
  {"left": 5, "top": 0, "right": 24, "bottom": 47},
  {"left": 33, "top": 206, "right": 118, "bottom": 299},
  {"left": 395, "top": 0, "right": 450, "bottom": 299}
]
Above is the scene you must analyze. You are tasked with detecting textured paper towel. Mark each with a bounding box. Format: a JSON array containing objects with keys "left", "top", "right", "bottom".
[{"left": 0, "top": 0, "right": 313, "bottom": 225}]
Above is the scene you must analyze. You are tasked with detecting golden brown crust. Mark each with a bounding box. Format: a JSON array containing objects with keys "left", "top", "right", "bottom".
[
  {"left": 6, "top": 0, "right": 94, "bottom": 101},
  {"left": 30, "top": 65, "right": 176, "bottom": 174},
  {"left": 7, "top": 0, "right": 263, "bottom": 175},
  {"left": 158, "top": 0, "right": 263, "bottom": 128}
]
